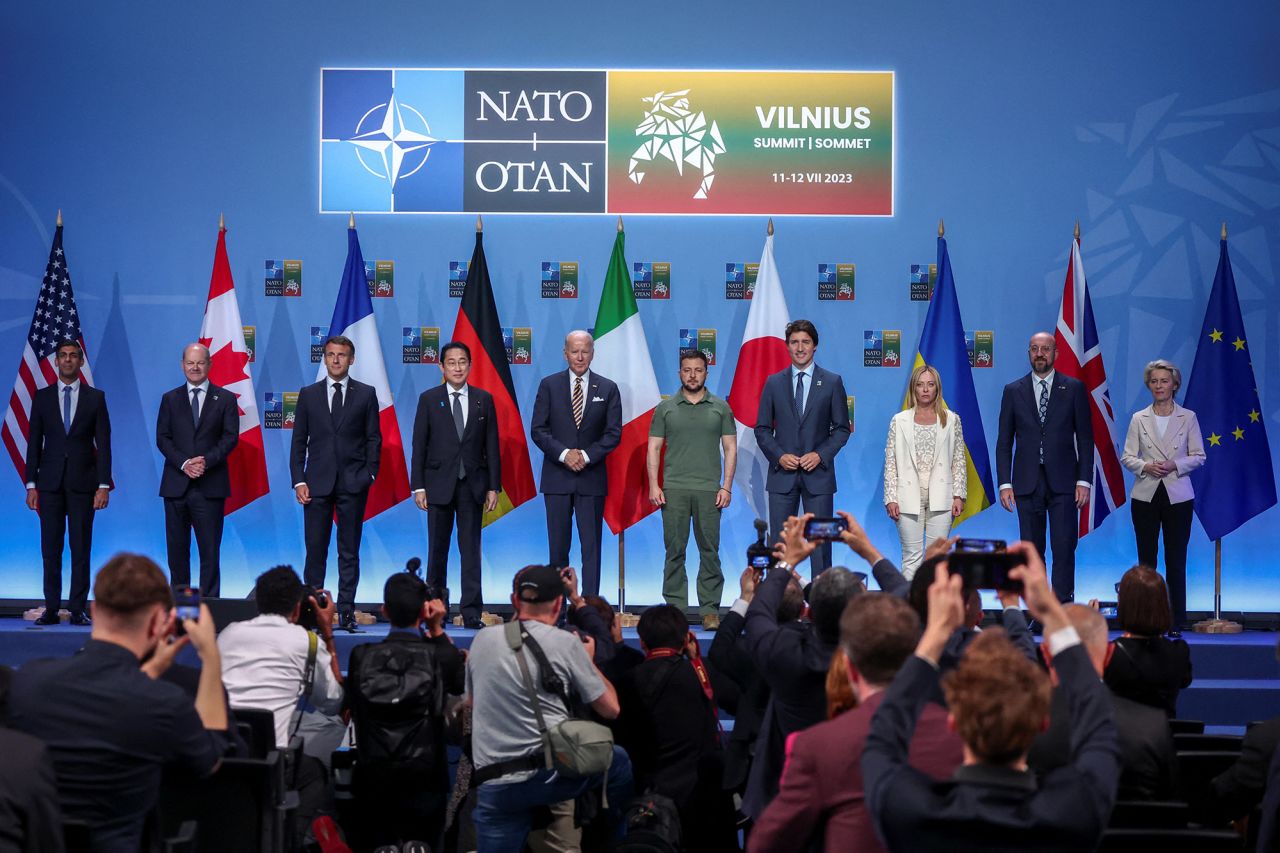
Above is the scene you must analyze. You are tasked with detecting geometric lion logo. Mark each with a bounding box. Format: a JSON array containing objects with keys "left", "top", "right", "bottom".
[{"left": 628, "top": 89, "right": 726, "bottom": 199}]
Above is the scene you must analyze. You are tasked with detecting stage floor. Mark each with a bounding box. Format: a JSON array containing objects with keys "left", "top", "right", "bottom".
[{"left": 1, "top": 618, "right": 1275, "bottom": 727}]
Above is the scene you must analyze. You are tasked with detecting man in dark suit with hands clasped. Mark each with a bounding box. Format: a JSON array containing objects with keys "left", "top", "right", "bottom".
[
  {"left": 290, "top": 335, "right": 381, "bottom": 631},
  {"left": 530, "top": 330, "right": 621, "bottom": 598},
  {"left": 26, "top": 339, "right": 111, "bottom": 626},
  {"left": 410, "top": 341, "right": 500, "bottom": 629},
  {"left": 156, "top": 343, "right": 239, "bottom": 597}
]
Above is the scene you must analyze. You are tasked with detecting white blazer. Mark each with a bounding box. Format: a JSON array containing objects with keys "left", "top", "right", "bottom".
[
  {"left": 883, "top": 409, "right": 967, "bottom": 515},
  {"left": 1120, "top": 403, "right": 1206, "bottom": 504}
]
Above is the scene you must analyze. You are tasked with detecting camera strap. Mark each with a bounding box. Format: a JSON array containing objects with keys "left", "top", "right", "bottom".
[{"left": 288, "top": 629, "right": 319, "bottom": 741}]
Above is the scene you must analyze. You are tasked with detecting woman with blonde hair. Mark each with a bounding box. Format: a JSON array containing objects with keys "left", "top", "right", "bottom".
[{"left": 883, "top": 364, "right": 967, "bottom": 579}]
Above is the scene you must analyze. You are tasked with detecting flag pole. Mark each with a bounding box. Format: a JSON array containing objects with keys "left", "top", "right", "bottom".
[
  {"left": 1193, "top": 220, "right": 1242, "bottom": 635},
  {"left": 616, "top": 214, "right": 626, "bottom": 617}
]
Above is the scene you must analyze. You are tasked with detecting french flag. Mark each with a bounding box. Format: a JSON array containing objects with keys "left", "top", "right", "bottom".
[{"left": 320, "top": 218, "right": 410, "bottom": 519}]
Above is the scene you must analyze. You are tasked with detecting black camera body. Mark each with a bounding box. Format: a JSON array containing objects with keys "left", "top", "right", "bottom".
[
  {"left": 746, "top": 518, "right": 777, "bottom": 571},
  {"left": 297, "top": 584, "right": 329, "bottom": 632}
]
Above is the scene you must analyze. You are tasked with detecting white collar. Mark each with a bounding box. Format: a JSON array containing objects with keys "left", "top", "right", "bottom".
[
  {"left": 790, "top": 363, "right": 816, "bottom": 379},
  {"left": 186, "top": 380, "right": 210, "bottom": 394},
  {"left": 1032, "top": 370, "right": 1056, "bottom": 386},
  {"left": 58, "top": 378, "right": 81, "bottom": 392}
]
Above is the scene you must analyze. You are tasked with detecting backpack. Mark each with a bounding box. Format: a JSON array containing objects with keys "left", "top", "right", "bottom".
[
  {"left": 612, "top": 792, "right": 682, "bottom": 853},
  {"left": 351, "top": 640, "right": 445, "bottom": 770}
]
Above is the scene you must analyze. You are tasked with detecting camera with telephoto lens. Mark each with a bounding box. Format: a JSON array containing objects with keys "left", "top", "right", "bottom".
[
  {"left": 297, "top": 584, "right": 329, "bottom": 632},
  {"left": 406, "top": 557, "right": 448, "bottom": 605},
  {"left": 746, "top": 518, "right": 777, "bottom": 572}
]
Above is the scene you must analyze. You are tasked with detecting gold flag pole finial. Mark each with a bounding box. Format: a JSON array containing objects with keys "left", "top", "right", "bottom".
[
  {"left": 1222, "top": 221, "right": 1228, "bottom": 240},
  {"left": 219, "top": 212, "right": 226, "bottom": 232},
  {"left": 938, "top": 218, "right": 944, "bottom": 237},
  {"left": 767, "top": 218, "right": 774, "bottom": 236},
  {"left": 1074, "top": 220, "right": 1081, "bottom": 242},
  {"left": 348, "top": 212, "right": 356, "bottom": 229},
  {"left": 56, "top": 209, "right": 63, "bottom": 227},
  {"left": 617, "top": 215, "right": 623, "bottom": 233},
  {"left": 476, "top": 215, "right": 484, "bottom": 233}
]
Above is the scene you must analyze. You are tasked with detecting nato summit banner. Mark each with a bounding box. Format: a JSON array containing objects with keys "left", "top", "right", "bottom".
[{"left": 320, "top": 68, "right": 893, "bottom": 215}]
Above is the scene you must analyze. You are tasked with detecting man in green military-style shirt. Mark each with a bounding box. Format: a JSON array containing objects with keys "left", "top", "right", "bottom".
[{"left": 647, "top": 349, "right": 737, "bottom": 631}]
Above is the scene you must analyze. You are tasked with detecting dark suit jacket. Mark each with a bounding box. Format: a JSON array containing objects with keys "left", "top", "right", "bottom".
[
  {"left": 1103, "top": 634, "right": 1192, "bottom": 717},
  {"left": 743, "top": 569, "right": 837, "bottom": 818},
  {"left": 864, "top": 644, "right": 1120, "bottom": 853},
  {"left": 1029, "top": 685, "right": 1177, "bottom": 801},
  {"left": 289, "top": 378, "right": 381, "bottom": 496},
  {"left": 754, "top": 365, "right": 850, "bottom": 495},
  {"left": 530, "top": 370, "right": 621, "bottom": 496},
  {"left": 0, "top": 727, "right": 63, "bottom": 853},
  {"left": 155, "top": 383, "right": 239, "bottom": 498},
  {"left": 409, "top": 384, "right": 500, "bottom": 505},
  {"left": 1210, "top": 716, "right": 1280, "bottom": 821},
  {"left": 996, "top": 373, "right": 1093, "bottom": 495},
  {"left": 751, "top": 693, "right": 963, "bottom": 853},
  {"left": 706, "top": 607, "right": 770, "bottom": 792},
  {"left": 25, "top": 383, "right": 111, "bottom": 492}
]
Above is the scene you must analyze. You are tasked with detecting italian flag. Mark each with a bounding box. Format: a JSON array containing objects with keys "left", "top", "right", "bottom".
[{"left": 592, "top": 225, "right": 662, "bottom": 533}]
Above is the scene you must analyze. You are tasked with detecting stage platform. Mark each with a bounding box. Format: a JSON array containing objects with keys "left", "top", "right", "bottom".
[{"left": 1, "top": 617, "right": 1275, "bottom": 728}]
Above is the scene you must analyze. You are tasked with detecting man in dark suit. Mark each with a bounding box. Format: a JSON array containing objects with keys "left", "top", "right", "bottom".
[
  {"left": 754, "top": 319, "right": 850, "bottom": 575},
  {"left": 410, "top": 341, "right": 500, "bottom": 628},
  {"left": 530, "top": 330, "right": 621, "bottom": 598},
  {"left": 290, "top": 335, "right": 381, "bottom": 631},
  {"left": 25, "top": 339, "right": 111, "bottom": 626},
  {"left": 155, "top": 343, "right": 239, "bottom": 597},
  {"left": 996, "top": 332, "right": 1094, "bottom": 602},
  {"left": 751, "top": 593, "right": 963, "bottom": 853},
  {"left": 863, "top": 545, "right": 1120, "bottom": 853}
]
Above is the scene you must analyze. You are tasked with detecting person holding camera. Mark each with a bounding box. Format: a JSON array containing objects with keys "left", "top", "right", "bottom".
[
  {"left": 466, "top": 564, "right": 633, "bottom": 851},
  {"left": 344, "top": 570, "right": 465, "bottom": 851},
  {"left": 863, "top": 543, "right": 1120, "bottom": 852}
]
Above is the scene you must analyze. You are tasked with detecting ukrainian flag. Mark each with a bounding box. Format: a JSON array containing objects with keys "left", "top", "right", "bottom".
[{"left": 905, "top": 230, "right": 995, "bottom": 525}]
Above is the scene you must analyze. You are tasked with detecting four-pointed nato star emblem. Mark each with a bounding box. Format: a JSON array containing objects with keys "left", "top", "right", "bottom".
[{"left": 346, "top": 93, "right": 436, "bottom": 188}]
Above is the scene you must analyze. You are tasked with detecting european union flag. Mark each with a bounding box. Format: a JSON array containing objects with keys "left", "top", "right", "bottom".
[{"left": 1183, "top": 237, "right": 1276, "bottom": 540}]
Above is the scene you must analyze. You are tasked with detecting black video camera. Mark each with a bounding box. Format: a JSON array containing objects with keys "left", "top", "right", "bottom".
[
  {"left": 406, "top": 556, "right": 448, "bottom": 605},
  {"left": 297, "top": 584, "right": 329, "bottom": 632},
  {"left": 747, "top": 518, "right": 777, "bottom": 572}
]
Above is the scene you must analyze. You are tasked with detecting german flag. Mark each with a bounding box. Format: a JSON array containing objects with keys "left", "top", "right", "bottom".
[{"left": 451, "top": 230, "right": 536, "bottom": 525}]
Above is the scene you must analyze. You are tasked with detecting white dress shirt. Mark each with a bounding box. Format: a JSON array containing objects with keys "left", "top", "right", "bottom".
[
  {"left": 790, "top": 363, "right": 815, "bottom": 414},
  {"left": 217, "top": 613, "right": 344, "bottom": 749},
  {"left": 182, "top": 380, "right": 211, "bottom": 473},
  {"left": 413, "top": 383, "right": 470, "bottom": 495},
  {"left": 328, "top": 377, "right": 349, "bottom": 412},
  {"left": 560, "top": 370, "right": 592, "bottom": 465}
]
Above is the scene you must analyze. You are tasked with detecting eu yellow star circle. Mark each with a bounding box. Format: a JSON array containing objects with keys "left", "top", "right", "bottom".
[
  {"left": 1207, "top": 432, "right": 1222, "bottom": 446},
  {"left": 1232, "top": 426, "right": 1245, "bottom": 441},
  {"left": 1209, "top": 328, "right": 1224, "bottom": 343},
  {"left": 1233, "top": 336, "right": 1247, "bottom": 351},
  {"left": 1249, "top": 409, "right": 1261, "bottom": 423}
]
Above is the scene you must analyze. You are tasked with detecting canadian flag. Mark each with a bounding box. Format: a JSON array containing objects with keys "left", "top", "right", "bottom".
[
  {"left": 198, "top": 224, "right": 269, "bottom": 514},
  {"left": 726, "top": 229, "right": 793, "bottom": 521}
]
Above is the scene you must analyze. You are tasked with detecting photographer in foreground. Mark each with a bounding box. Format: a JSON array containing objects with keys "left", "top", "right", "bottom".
[{"left": 863, "top": 543, "right": 1120, "bottom": 852}]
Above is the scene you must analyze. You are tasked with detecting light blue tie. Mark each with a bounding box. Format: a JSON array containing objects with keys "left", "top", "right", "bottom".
[{"left": 62, "top": 386, "right": 72, "bottom": 433}]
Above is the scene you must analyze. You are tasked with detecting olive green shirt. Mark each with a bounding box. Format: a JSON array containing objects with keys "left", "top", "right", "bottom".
[{"left": 649, "top": 391, "right": 736, "bottom": 491}]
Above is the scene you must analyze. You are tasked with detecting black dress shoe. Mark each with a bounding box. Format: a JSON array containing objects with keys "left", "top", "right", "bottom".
[
  {"left": 1167, "top": 629, "right": 1183, "bottom": 639},
  {"left": 463, "top": 618, "right": 485, "bottom": 630},
  {"left": 338, "top": 613, "right": 361, "bottom": 633},
  {"left": 34, "top": 611, "right": 59, "bottom": 626},
  {"left": 69, "top": 612, "right": 91, "bottom": 626}
]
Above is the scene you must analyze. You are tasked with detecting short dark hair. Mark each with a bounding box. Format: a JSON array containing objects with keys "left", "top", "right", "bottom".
[
  {"left": 93, "top": 553, "right": 172, "bottom": 620},
  {"left": 384, "top": 572, "right": 428, "bottom": 628},
  {"left": 324, "top": 335, "right": 355, "bottom": 357},
  {"left": 909, "top": 555, "right": 972, "bottom": 623},
  {"left": 678, "top": 348, "right": 708, "bottom": 368},
  {"left": 778, "top": 576, "right": 805, "bottom": 623},
  {"left": 840, "top": 593, "right": 919, "bottom": 685},
  {"left": 785, "top": 319, "right": 819, "bottom": 347},
  {"left": 637, "top": 604, "right": 688, "bottom": 652},
  {"left": 54, "top": 339, "right": 83, "bottom": 356},
  {"left": 441, "top": 341, "right": 471, "bottom": 362},
  {"left": 809, "top": 567, "right": 862, "bottom": 645},
  {"left": 254, "top": 565, "right": 304, "bottom": 617},
  {"left": 584, "top": 595, "right": 615, "bottom": 631},
  {"left": 1117, "top": 564, "right": 1173, "bottom": 635}
]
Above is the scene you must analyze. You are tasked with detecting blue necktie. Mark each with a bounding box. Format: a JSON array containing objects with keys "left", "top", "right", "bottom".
[
  {"left": 62, "top": 386, "right": 72, "bottom": 433},
  {"left": 191, "top": 388, "right": 202, "bottom": 429},
  {"left": 794, "top": 372, "right": 806, "bottom": 418}
]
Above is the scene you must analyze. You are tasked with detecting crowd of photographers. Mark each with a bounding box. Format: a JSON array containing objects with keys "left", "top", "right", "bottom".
[{"left": 2, "top": 508, "right": 1278, "bottom": 853}]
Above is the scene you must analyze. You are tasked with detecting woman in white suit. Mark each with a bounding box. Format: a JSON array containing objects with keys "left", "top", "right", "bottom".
[
  {"left": 883, "top": 364, "right": 967, "bottom": 579},
  {"left": 1121, "top": 359, "right": 1206, "bottom": 630}
]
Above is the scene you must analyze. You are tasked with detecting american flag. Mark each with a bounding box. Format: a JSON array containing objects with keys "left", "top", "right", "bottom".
[
  {"left": 1054, "top": 236, "right": 1126, "bottom": 536},
  {"left": 2, "top": 222, "right": 96, "bottom": 481}
]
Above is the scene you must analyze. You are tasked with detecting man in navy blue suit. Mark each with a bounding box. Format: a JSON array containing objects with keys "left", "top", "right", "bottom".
[
  {"left": 290, "top": 335, "right": 382, "bottom": 631},
  {"left": 26, "top": 340, "right": 112, "bottom": 626},
  {"left": 155, "top": 343, "right": 239, "bottom": 597},
  {"left": 754, "top": 319, "right": 850, "bottom": 574},
  {"left": 410, "top": 341, "right": 501, "bottom": 629},
  {"left": 996, "top": 332, "right": 1094, "bottom": 602},
  {"left": 530, "top": 331, "right": 622, "bottom": 598}
]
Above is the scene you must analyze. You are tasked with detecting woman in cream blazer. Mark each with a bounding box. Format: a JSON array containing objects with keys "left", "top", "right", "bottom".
[
  {"left": 1120, "top": 359, "right": 1206, "bottom": 630},
  {"left": 883, "top": 364, "right": 967, "bottom": 579}
]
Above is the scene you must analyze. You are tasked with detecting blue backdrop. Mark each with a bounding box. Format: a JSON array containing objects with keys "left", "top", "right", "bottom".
[{"left": 3, "top": 1, "right": 1278, "bottom": 610}]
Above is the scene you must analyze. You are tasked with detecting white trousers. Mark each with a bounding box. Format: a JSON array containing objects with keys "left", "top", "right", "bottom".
[{"left": 896, "top": 509, "right": 953, "bottom": 580}]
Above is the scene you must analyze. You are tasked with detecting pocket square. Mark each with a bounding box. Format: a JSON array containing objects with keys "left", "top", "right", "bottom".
[{"left": 591, "top": 396, "right": 604, "bottom": 402}]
